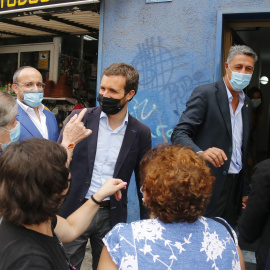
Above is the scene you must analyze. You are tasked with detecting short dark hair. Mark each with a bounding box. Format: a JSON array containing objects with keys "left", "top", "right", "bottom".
[
  {"left": 140, "top": 144, "right": 215, "bottom": 223},
  {"left": 103, "top": 63, "right": 139, "bottom": 95},
  {"left": 248, "top": 86, "right": 262, "bottom": 99},
  {"left": 0, "top": 138, "right": 69, "bottom": 225}
]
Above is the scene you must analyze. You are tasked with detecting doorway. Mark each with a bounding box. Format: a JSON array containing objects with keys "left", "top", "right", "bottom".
[{"left": 223, "top": 16, "right": 270, "bottom": 171}]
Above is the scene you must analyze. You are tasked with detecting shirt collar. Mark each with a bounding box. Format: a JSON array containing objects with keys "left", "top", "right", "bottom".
[
  {"left": 100, "top": 109, "right": 129, "bottom": 124},
  {"left": 17, "top": 98, "right": 44, "bottom": 112}
]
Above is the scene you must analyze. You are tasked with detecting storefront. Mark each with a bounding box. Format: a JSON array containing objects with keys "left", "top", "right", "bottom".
[{"left": 0, "top": 0, "right": 100, "bottom": 127}]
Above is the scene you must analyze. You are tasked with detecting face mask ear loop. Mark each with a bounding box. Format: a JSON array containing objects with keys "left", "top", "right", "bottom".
[
  {"left": 227, "top": 65, "right": 235, "bottom": 90},
  {"left": 227, "top": 64, "right": 232, "bottom": 80},
  {"left": 227, "top": 72, "right": 233, "bottom": 89}
]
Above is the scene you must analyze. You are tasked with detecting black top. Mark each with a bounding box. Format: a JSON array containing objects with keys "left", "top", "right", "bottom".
[{"left": 0, "top": 218, "right": 68, "bottom": 270}]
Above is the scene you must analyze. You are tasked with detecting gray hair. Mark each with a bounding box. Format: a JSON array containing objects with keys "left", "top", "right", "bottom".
[
  {"left": 13, "top": 66, "right": 33, "bottom": 83},
  {"left": 0, "top": 92, "right": 17, "bottom": 134},
  {"left": 227, "top": 45, "right": 258, "bottom": 64}
]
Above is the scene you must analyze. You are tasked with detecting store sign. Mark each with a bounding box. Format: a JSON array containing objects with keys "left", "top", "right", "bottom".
[
  {"left": 146, "top": 0, "right": 172, "bottom": 3},
  {"left": 38, "top": 51, "right": 49, "bottom": 70},
  {"left": 0, "top": 0, "right": 86, "bottom": 11}
]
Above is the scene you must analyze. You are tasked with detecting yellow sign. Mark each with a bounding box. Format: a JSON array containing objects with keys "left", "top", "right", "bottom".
[
  {"left": 0, "top": 1, "right": 84, "bottom": 10},
  {"left": 1, "top": 0, "right": 49, "bottom": 9},
  {"left": 38, "top": 51, "right": 49, "bottom": 69}
]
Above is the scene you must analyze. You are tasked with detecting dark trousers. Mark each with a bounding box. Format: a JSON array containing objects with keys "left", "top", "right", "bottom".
[
  {"left": 210, "top": 173, "right": 241, "bottom": 228},
  {"left": 63, "top": 207, "right": 111, "bottom": 270}
]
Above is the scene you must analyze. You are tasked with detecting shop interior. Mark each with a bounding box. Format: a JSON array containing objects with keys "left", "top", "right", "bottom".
[{"left": 0, "top": 2, "right": 100, "bottom": 130}]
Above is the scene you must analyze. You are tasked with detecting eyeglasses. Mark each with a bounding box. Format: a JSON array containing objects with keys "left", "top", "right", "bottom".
[{"left": 16, "top": 82, "right": 45, "bottom": 90}]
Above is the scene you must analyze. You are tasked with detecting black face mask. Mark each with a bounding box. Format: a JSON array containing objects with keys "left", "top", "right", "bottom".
[{"left": 97, "top": 93, "right": 127, "bottom": 115}]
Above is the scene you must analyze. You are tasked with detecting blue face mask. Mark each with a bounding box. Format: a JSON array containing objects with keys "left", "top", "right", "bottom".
[
  {"left": 228, "top": 65, "right": 252, "bottom": 91},
  {"left": 0, "top": 122, "right": 21, "bottom": 151},
  {"left": 252, "top": 99, "right": 261, "bottom": 108},
  {"left": 23, "top": 91, "right": 44, "bottom": 108}
]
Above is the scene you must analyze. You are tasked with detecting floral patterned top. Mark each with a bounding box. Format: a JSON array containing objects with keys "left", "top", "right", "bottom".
[{"left": 103, "top": 217, "right": 240, "bottom": 270}]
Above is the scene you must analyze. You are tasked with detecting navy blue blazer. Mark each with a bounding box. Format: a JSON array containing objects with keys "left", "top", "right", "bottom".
[
  {"left": 171, "top": 79, "right": 252, "bottom": 215},
  {"left": 239, "top": 159, "right": 270, "bottom": 270},
  {"left": 16, "top": 105, "right": 58, "bottom": 142},
  {"left": 58, "top": 107, "right": 152, "bottom": 226}
]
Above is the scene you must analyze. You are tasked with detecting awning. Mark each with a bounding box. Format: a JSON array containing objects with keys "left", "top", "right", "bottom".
[{"left": 0, "top": 0, "right": 100, "bottom": 39}]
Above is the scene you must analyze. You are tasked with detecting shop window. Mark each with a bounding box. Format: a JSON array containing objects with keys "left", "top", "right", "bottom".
[{"left": 0, "top": 53, "right": 18, "bottom": 93}]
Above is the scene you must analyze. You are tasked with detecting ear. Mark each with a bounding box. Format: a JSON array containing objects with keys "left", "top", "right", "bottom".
[
  {"left": 224, "top": 62, "right": 231, "bottom": 76},
  {"left": 12, "top": 83, "right": 19, "bottom": 95},
  {"left": 127, "top": 90, "right": 135, "bottom": 101}
]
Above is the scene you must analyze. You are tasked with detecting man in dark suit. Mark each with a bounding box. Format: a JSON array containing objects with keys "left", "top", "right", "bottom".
[
  {"left": 12, "top": 66, "right": 58, "bottom": 142},
  {"left": 171, "top": 45, "right": 257, "bottom": 227},
  {"left": 239, "top": 159, "right": 270, "bottom": 270},
  {"left": 58, "top": 63, "right": 152, "bottom": 270}
]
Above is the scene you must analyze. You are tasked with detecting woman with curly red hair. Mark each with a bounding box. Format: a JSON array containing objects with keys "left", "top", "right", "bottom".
[{"left": 98, "top": 144, "right": 245, "bottom": 270}]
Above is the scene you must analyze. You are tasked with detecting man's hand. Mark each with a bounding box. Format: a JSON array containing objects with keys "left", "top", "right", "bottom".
[
  {"left": 242, "top": 196, "right": 248, "bottom": 210},
  {"left": 198, "top": 147, "right": 227, "bottom": 167},
  {"left": 62, "top": 108, "right": 92, "bottom": 146},
  {"left": 95, "top": 178, "right": 127, "bottom": 202}
]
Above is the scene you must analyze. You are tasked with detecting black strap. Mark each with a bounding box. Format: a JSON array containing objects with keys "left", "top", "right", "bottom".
[
  {"left": 210, "top": 217, "right": 235, "bottom": 244},
  {"left": 51, "top": 216, "right": 77, "bottom": 270}
]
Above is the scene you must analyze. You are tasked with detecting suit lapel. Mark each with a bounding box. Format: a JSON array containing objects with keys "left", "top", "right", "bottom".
[
  {"left": 113, "top": 114, "right": 138, "bottom": 177},
  {"left": 44, "top": 109, "right": 53, "bottom": 140},
  {"left": 242, "top": 98, "right": 250, "bottom": 151},
  {"left": 215, "top": 79, "right": 232, "bottom": 141},
  {"left": 86, "top": 108, "right": 101, "bottom": 172},
  {"left": 17, "top": 105, "right": 42, "bottom": 138}
]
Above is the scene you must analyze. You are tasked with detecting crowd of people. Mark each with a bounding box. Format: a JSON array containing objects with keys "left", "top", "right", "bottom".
[{"left": 0, "top": 45, "right": 269, "bottom": 270}]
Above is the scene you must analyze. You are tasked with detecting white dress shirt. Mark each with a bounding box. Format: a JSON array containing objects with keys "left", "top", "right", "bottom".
[
  {"left": 86, "top": 110, "right": 129, "bottom": 200},
  {"left": 225, "top": 83, "right": 245, "bottom": 174}
]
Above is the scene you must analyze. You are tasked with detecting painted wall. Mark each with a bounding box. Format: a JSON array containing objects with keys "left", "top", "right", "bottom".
[{"left": 98, "top": 0, "right": 270, "bottom": 221}]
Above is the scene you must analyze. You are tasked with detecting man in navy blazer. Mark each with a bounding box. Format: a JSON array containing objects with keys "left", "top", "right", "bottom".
[
  {"left": 239, "top": 159, "right": 270, "bottom": 270},
  {"left": 58, "top": 63, "right": 152, "bottom": 270},
  {"left": 171, "top": 45, "right": 257, "bottom": 227},
  {"left": 12, "top": 66, "right": 58, "bottom": 142}
]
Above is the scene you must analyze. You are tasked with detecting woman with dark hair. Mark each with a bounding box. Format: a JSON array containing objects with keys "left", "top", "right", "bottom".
[
  {"left": 0, "top": 136, "right": 126, "bottom": 269},
  {"left": 98, "top": 144, "right": 245, "bottom": 270}
]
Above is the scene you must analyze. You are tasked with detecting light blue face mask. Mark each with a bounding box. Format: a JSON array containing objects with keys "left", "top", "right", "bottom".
[
  {"left": 23, "top": 91, "right": 44, "bottom": 108},
  {"left": 228, "top": 65, "right": 252, "bottom": 91},
  {"left": 252, "top": 99, "right": 261, "bottom": 108},
  {"left": 0, "top": 122, "right": 21, "bottom": 151}
]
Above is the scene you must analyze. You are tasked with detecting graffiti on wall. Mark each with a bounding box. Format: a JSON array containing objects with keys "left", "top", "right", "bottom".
[{"left": 130, "top": 36, "right": 211, "bottom": 146}]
